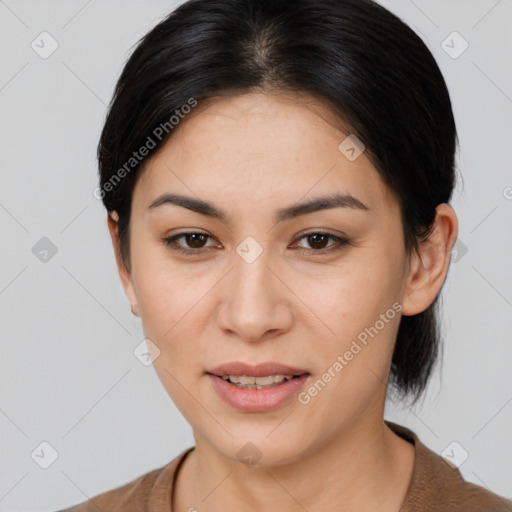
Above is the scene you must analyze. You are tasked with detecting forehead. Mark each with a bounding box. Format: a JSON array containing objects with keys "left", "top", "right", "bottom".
[{"left": 132, "top": 92, "right": 398, "bottom": 218}]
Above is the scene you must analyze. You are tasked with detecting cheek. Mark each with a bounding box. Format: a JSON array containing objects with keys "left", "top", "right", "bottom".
[
  {"left": 296, "top": 302, "right": 398, "bottom": 442},
  {"left": 131, "top": 247, "right": 203, "bottom": 335},
  {"left": 298, "top": 254, "right": 401, "bottom": 384},
  {"left": 132, "top": 259, "right": 214, "bottom": 379},
  {"left": 298, "top": 258, "right": 397, "bottom": 334},
  {"left": 134, "top": 265, "right": 204, "bottom": 411}
]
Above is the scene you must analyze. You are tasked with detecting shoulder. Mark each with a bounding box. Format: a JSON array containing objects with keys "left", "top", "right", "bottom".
[
  {"left": 55, "top": 447, "right": 194, "bottom": 512},
  {"left": 56, "top": 467, "right": 162, "bottom": 512},
  {"left": 385, "top": 420, "right": 512, "bottom": 512},
  {"left": 417, "top": 450, "right": 512, "bottom": 512}
]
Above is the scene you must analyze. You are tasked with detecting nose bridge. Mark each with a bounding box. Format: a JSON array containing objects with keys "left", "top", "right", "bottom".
[
  {"left": 235, "top": 245, "right": 272, "bottom": 296},
  {"left": 232, "top": 238, "right": 276, "bottom": 312},
  {"left": 217, "top": 237, "right": 291, "bottom": 340}
]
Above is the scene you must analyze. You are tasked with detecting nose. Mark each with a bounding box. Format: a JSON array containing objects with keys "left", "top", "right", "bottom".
[{"left": 216, "top": 246, "right": 294, "bottom": 343}]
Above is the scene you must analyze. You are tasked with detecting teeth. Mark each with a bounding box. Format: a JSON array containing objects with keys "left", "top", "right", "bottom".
[
  {"left": 220, "top": 374, "right": 296, "bottom": 389},
  {"left": 254, "top": 376, "right": 274, "bottom": 385}
]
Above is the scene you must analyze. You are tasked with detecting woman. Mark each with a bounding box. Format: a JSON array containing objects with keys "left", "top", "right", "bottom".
[{"left": 59, "top": 0, "right": 512, "bottom": 510}]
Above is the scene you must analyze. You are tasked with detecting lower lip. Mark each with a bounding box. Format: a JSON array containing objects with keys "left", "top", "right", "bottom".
[{"left": 207, "top": 374, "right": 309, "bottom": 412}]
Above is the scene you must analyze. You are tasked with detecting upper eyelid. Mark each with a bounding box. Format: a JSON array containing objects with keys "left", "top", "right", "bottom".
[
  {"left": 166, "top": 229, "right": 346, "bottom": 240},
  {"left": 165, "top": 230, "right": 348, "bottom": 249}
]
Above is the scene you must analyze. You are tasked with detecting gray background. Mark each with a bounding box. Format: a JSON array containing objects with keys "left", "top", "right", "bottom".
[{"left": 0, "top": 1, "right": 511, "bottom": 510}]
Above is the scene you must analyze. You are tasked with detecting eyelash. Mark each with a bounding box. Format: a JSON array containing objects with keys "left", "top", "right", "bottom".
[{"left": 162, "top": 231, "right": 350, "bottom": 256}]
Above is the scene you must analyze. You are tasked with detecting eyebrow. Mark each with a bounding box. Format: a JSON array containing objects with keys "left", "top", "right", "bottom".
[{"left": 147, "top": 192, "right": 370, "bottom": 224}]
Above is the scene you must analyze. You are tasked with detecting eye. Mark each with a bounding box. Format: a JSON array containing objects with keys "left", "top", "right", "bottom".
[
  {"left": 162, "top": 231, "right": 218, "bottom": 255},
  {"left": 292, "top": 231, "right": 350, "bottom": 254},
  {"left": 162, "top": 230, "right": 350, "bottom": 256}
]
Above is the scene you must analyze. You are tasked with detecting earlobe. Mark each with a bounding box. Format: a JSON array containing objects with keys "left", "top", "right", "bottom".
[
  {"left": 106, "top": 212, "right": 140, "bottom": 316},
  {"left": 401, "top": 203, "right": 458, "bottom": 316}
]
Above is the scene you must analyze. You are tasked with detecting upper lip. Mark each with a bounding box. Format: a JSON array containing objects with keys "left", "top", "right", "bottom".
[{"left": 207, "top": 362, "right": 309, "bottom": 377}]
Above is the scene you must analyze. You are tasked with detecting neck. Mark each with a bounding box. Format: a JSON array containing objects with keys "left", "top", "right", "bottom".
[{"left": 173, "top": 411, "right": 415, "bottom": 511}]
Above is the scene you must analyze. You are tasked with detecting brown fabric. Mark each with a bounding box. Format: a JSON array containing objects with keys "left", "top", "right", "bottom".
[{"left": 57, "top": 420, "right": 512, "bottom": 511}]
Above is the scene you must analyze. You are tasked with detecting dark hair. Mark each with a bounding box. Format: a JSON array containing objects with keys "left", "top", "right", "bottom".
[{"left": 97, "top": 0, "right": 459, "bottom": 406}]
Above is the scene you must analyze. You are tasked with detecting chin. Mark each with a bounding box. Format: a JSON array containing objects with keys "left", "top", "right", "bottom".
[{"left": 206, "top": 430, "right": 313, "bottom": 469}]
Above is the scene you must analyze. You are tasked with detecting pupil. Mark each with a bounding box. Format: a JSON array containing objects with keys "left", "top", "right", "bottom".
[
  {"left": 309, "top": 233, "right": 327, "bottom": 249},
  {"left": 188, "top": 233, "right": 206, "bottom": 248}
]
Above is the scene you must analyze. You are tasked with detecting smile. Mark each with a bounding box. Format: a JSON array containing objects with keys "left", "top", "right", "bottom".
[{"left": 221, "top": 374, "right": 300, "bottom": 389}]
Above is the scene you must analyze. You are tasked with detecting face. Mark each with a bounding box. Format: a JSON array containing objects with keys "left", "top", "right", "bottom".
[{"left": 111, "top": 92, "right": 424, "bottom": 466}]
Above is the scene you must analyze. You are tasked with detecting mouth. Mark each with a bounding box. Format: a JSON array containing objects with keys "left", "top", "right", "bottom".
[
  {"left": 207, "top": 361, "right": 309, "bottom": 383},
  {"left": 219, "top": 374, "right": 304, "bottom": 389},
  {"left": 206, "top": 362, "right": 310, "bottom": 412}
]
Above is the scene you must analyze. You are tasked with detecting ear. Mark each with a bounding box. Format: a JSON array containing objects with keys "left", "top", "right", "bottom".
[
  {"left": 107, "top": 211, "right": 140, "bottom": 317},
  {"left": 401, "top": 203, "right": 458, "bottom": 316}
]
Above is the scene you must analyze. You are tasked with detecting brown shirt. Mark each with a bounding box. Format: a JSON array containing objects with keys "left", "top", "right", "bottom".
[{"left": 57, "top": 420, "right": 512, "bottom": 511}]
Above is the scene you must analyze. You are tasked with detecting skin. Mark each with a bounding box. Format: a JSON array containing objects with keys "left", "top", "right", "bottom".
[{"left": 107, "top": 91, "right": 458, "bottom": 511}]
